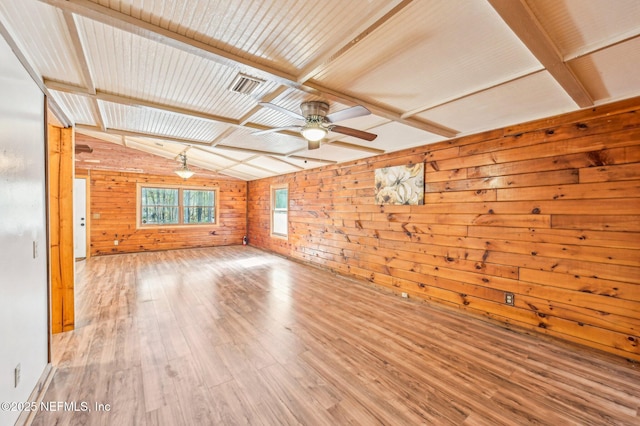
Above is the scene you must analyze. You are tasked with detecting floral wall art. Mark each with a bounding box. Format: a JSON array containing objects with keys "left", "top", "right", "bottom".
[{"left": 374, "top": 163, "right": 425, "bottom": 205}]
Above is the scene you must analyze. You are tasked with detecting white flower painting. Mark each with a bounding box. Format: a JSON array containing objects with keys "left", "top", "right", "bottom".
[{"left": 374, "top": 163, "right": 425, "bottom": 205}]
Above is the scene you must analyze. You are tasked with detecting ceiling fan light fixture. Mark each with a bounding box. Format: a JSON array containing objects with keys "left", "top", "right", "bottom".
[
  {"left": 301, "top": 115, "right": 327, "bottom": 142},
  {"left": 175, "top": 153, "right": 194, "bottom": 179},
  {"left": 301, "top": 126, "right": 327, "bottom": 142}
]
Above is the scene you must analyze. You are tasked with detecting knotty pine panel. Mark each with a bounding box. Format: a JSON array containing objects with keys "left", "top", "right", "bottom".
[
  {"left": 248, "top": 97, "right": 640, "bottom": 361},
  {"left": 88, "top": 170, "right": 246, "bottom": 255}
]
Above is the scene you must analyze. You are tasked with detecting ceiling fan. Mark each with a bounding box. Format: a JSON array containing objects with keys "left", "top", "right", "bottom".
[{"left": 254, "top": 101, "right": 377, "bottom": 149}]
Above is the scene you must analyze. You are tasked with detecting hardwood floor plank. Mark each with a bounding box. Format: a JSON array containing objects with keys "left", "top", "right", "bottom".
[{"left": 33, "top": 246, "right": 640, "bottom": 425}]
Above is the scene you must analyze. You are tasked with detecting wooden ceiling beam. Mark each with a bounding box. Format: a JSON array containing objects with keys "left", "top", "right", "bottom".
[{"left": 488, "top": 0, "right": 593, "bottom": 108}]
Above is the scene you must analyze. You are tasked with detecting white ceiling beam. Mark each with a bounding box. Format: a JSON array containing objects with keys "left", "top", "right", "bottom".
[
  {"left": 37, "top": 0, "right": 455, "bottom": 137},
  {"left": 303, "top": 81, "right": 458, "bottom": 138},
  {"left": 215, "top": 155, "right": 279, "bottom": 176},
  {"left": 61, "top": 11, "right": 107, "bottom": 130},
  {"left": 190, "top": 145, "right": 243, "bottom": 166},
  {"left": 47, "top": 79, "right": 385, "bottom": 156},
  {"left": 488, "top": 0, "right": 593, "bottom": 108},
  {"left": 209, "top": 127, "right": 238, "bottom": 147},
  {"left": 61, "top": 11, "right": 95, "bottom": 94},
  {"left": 297, "top": 0, "right": 413, "bottom": 83},
  {"left": 46, "top": 80, "right": 305, "bottom": 139},
  {"left": 214, "top": 145, "right": 337, "bottom": 165},
  {"left": 327, "top": 141, "right": 385, "bottom": 154},
  {"left": 266, "top": 156, "right": 305, "bottom": 171},
  {"left": 76, "top": 124, "right": 337, "bottom": 164},
  {"left": 46, "top": 79, "right": 240, "bottom": 126},
  {"left": 564, "top": 32, "right": 640, "bottom": 62},
  {"left": 401, "top": 70, "right": 544, "bottom": 119},
  {"left": 0, "top": 20, "right": 72, "bottom": 126},
  {"left": 76, "top": 124, "right": 214, "bottom": 147},
  {"left": 38, "top": 0, "right": 298, "bottom": 84},
  {"left": 238, "top": 85, "right": 289, "bottom": 125}
]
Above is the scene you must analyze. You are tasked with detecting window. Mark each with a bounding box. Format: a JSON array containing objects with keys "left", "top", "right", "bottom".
[
  {"left": 271, "top": 184, "right": 288, "bottom": 237},
  {"left": 183, "top": 189, "right": 215, "bottom": 224},
  {"left": 141, "top": 187, "right": 179, "bottom": 225},
  {"left": 138, "top": 185, "right": 217, "bottom": 227}
]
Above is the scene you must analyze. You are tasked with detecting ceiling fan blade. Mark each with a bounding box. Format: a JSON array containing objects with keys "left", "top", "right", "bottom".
[
  {"left": 325, "top": 105, "right": 370, "bottom": 123},
  {"left": 259, "top": 102, "right": 305, "bottom": 120},
  {"left": 330, "top": 125, "right": 377, "bottom": 141},
  {"left": 252, "top": 126, "right": 300, "bottom": 136}
]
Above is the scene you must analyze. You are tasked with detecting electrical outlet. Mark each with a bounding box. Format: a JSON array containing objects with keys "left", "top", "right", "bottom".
[
  {"left": 401, "top": 292, "right": 409, "bottom": 298},
  {"left": 114, "top": 240, "right": 119, "bottom": 246},
  {"left": 505, "top": 292, "right": 515, "bottom": 306},
  {"left": 15, "top": 364, "right": 20, "bottom": 388}
]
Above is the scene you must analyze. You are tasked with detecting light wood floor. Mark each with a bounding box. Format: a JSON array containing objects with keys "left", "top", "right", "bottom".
[{"left": 34, "top": 246, "right": 640, "bottom": 425}]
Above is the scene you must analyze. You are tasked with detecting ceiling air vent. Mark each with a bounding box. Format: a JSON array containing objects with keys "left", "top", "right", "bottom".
[{"left": 229, "top": 73, "right": 264, "bottom": 95}]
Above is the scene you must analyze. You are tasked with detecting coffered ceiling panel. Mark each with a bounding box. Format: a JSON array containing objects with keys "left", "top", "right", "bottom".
[
  {"left": 0, "top": 1, "right": 85, "bottom": 85},
  {"left": 1, "top": 0, "right": 639, "bottom": 180},
  {"left": 313, "top": 0, "right": 543, "bottom": 111},
  {"left": 86, "top": 0, "right": 404, "bottom": 74},
  {"left": 526, "top": 0, "right": 640, "bottom": 59},
  {"left": 570, "top": 38, "right": 640, "bottom": 103},
  {"left": 98, "top": 100, "right": 229, "bottom": 142},
  {"left": 51, "top": 91, "right": 97, "bottom": 126},
  {"left": 417, "top": 71, "right": 576, "bottom": 135}
]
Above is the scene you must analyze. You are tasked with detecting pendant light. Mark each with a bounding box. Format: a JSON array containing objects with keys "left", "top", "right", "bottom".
[{"left": 175, "top": 153, "right": 194, "bottom": 179}]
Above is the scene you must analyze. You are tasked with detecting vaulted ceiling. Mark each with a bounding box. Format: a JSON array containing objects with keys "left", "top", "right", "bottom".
[{"left": 1, "top": 0, "right": 639, "bottom": 180}]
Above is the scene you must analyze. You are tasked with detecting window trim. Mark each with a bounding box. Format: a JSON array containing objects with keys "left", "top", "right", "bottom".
[
  {"left": 270, "top": 183, "right": 289, "bottom": 239},
  {"left": 136, "top": 183, "right": 219, "bottom": 229}
]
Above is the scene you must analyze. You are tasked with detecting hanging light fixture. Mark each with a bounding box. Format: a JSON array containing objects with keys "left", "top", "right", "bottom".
[{"left": 175, "top": 153, "right": 194, "bottom": 179}]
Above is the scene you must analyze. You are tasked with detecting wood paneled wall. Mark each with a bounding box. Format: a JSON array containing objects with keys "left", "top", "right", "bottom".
[
  {"left": 48, "top": 125, "right": 75, "bottom": 333},
  {"left": 248, "top": 97, "right": 640, "bottom": 361},
  {"left": 85, "top": 170, "right": 247, "bottom": 255}
]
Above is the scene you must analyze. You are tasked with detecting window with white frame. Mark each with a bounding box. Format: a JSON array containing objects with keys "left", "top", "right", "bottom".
[
  {"left": 139, "top": 185, "right": 217, "bottom": 227},
  {"left": 271, "top": 184, "right": 288, "bottom": 237}
]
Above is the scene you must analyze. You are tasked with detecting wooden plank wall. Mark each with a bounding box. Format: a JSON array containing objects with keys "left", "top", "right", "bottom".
[
  {"left": 48, "top": 125, "right": 75, "bottom": 333},
  {"left": 85, "top": 170, "right": 247, "bottom": 255},
  {"left": 247, "top": 97, "right": 640, "bottom": 361}
]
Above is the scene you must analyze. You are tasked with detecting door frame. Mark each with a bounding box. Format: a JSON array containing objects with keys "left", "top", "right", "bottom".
[{"left": 74, "top": 173, "right": 90, "bottom": 260}]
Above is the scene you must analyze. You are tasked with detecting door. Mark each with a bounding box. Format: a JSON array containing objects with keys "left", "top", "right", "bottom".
[{"left": 73, "top": 178, "right": 87, "bottom": 259}]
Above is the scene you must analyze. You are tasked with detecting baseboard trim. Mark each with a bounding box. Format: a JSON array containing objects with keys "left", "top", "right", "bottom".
[{"left": 14, "top": 363, "right": 56, "bottom": 426}]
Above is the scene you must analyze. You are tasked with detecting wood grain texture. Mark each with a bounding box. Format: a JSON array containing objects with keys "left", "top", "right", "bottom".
[
  {"left": 84, "top": 170, "right": 247, "bottom": 255},
  {"left": 48, "top": 125, "right": 75, "bottom": 333},
  {"left": 32, "top": 247, "right": 640, "bottom": 425},
  {"left": 248, "top": 98, "right": 640, "bottom": 361},
  {"left": 73, "top": 134, "right": 248, "bottom": 256}
]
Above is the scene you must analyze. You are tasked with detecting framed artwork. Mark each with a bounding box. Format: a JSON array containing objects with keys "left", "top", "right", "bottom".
[{"left": 374, "top": 163, "right": 424, "bottom": 205}]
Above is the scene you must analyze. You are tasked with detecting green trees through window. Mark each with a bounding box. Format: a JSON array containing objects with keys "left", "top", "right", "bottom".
[
  {"left": 184, "top": 190, "right": 215, "bottom": 224},
  {"left": 141, "top": 188, "right": 179, "bottom": 225},
  {"left": 140, "top": 186, "right": 216, "bottom": 226},
  {"left": 271, "top": 186, "right": 288, "bottom": 237}
]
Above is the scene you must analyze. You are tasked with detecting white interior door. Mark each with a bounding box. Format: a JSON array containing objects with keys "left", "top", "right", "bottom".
[{"left": 73, "top": 178, "right": 87, "bottom": 259}]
